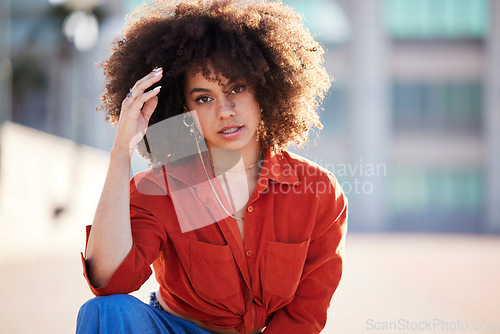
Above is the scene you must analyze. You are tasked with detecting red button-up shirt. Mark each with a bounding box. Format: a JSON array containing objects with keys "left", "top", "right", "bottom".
[{"left": 82, "top": 148, "right": 348, "bottom": 333}]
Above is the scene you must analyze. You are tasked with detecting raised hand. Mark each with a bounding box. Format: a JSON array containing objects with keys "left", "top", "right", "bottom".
[{"left": 113, "top": 67, "right": 163, "bottom": 155}]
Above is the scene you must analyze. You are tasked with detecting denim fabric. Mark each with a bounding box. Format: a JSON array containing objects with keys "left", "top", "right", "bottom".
[{"left": 76, "top": 293, "right": 212, "bottom": 333}]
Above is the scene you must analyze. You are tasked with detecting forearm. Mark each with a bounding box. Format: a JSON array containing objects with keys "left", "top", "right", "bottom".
[{"left": 85, "top": 146, "right": 133, "bottom": 288}]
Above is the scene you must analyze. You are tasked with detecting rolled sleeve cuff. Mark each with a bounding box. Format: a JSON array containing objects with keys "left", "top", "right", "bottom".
[{"left": 81, "top": 226, "right": 152, "bottom": 296}]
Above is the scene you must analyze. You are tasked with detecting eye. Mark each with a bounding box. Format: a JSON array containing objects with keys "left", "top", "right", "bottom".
[
  {"left": 195, "top": 95, "right": 213, "bottom": 104},
  {"left": 229, "top": 85, "right": 246, "bottom": 95}
]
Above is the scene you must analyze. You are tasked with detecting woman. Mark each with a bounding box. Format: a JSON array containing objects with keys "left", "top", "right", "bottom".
[{"left": 77, "top": 0, "right": 348, "bottom": 333}]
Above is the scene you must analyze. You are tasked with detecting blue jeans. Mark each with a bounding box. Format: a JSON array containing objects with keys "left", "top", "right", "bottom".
[{"left": 76, "top": 293, "right": 212, "bottom": 333}]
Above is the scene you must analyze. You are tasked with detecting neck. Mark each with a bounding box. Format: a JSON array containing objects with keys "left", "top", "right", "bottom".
[{"left": 208, "top": 143, "right": 262, "bottom": 173}]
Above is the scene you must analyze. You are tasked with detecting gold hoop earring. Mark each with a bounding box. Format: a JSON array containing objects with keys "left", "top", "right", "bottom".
[{"left": 183, "top": 113, "right": 196, "bottom": 134}]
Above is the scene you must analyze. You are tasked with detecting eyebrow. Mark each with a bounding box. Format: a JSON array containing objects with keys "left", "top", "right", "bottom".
[
  {"left": 189, "top": 87, "right": 211, "bottom": 95},
  {"left": 188, "top": 79, "right": 243, "bottom": 96}
]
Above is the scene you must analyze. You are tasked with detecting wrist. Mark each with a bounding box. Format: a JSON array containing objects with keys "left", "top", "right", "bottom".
[{"left": 110, "top": 144, "right": 133, "bottom": 161}]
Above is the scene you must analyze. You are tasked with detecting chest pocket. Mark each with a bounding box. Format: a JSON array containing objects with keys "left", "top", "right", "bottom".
[
  {"left": 189, "top": 239, "right": 242, "bottom": 301},
  {"left": 263, "top": 238, "right": 311, "bottom": 299}
]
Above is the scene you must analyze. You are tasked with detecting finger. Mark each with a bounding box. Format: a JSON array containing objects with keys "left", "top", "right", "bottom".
[
  {"left": 121, "top": 70, "right": 162, "bottom": 116},
  {"left": 129, "top": 68, "right": 163, "bottom": 98},
  {"left": 121, "top": 93, "right": 134, "bottom": 110},
  {"left": 142, "top": 95, "right": 158, "bottom": 123},
  {"left": 132, "top": 67, "right": 162, "bottom": 91},
  {"left": 118, "top": 87, "right": 160, "bottom": 126},
  {"left": 121, "top": 67, "right": 162, "bottom": 110},
  {"left": 129, "top": 85, "right": 162, "bottom": 117}
]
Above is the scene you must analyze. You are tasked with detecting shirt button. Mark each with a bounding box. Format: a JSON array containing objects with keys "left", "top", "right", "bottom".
[
  {"left": 246, "top": 250, "right": 254, "bottom": 256},
  {"left": 247, "top": 206, "right": 253, "bottom": 212}
]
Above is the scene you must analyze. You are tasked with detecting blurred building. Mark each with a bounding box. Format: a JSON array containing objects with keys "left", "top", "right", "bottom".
[
  {"left": 291, "top": 0, "right": 499, "bottom": 233},
  {"left": 1, "top": 0, "right": 498, "bottom": 233}
]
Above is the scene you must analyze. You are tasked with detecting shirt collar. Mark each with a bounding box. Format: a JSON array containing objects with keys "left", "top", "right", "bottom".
[
  {"left": 259, "top": 147, "right": 299, "bottom": 186},
  {"left": 160, "top": 151, "right": 211, "bottom": 188}
]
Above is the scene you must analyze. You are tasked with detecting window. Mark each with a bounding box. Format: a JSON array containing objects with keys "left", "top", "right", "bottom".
[
  {"left": 385, "top": 0, "right": 489, "bottom": 39},
  {"left": 320, "top": 86, "right": 347, "bottom": 136},
  {"left": 389, "top": 166, "right": 483, "bottom": 232},
  {"left": 392, "top": 82, "right": 482, "bottom": 133},
  {"left": 285, "top": 0, "right": 350, "bottom": 45}
]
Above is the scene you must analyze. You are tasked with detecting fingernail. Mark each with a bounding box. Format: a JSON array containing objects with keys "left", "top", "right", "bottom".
[
  {"left": 154, "top": 71, "right": 163, "bottom": 77},
  {"left": 153, "top": 67, "right": 163, "bottom": 72},
  {"left": 153, "top": 86, "right": 161, "bottom": 91}
]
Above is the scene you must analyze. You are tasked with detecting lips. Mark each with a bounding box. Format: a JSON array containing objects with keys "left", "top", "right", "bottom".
[
  {"left": 218, "top": 125, "right": 243, "bottom": 134},
  {"left": 217, "top": 125, "right": 244, "bottom": 140}
]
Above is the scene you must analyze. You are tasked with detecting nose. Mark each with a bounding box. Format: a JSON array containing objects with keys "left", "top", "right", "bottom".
[{"left": 217, "top": 95, "right": 235, "bottom": 119}]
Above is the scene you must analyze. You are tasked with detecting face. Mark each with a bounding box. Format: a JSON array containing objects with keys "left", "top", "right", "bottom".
[{"left": 183, "top": 67, "right": 261, "bottom": 159}]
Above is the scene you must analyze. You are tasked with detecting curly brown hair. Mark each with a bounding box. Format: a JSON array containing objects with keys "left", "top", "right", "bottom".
[{"left": 99, "top": 0, "right": 331, "bottom": 165}]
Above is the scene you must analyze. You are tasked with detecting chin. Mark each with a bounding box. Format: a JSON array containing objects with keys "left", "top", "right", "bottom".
[{"left": 206, "top": 134, "right": 259, "bottom": 152}]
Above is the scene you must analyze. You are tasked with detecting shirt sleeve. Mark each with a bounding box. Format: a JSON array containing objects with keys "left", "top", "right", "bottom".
[
  {"left": 81, "top": 171, "right": 170, "bottom": 296},
  {"left": 263, "top": 173, "right": 348, "bottom": 333}
]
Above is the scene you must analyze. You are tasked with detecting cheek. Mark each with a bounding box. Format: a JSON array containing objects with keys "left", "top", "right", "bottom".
[
  {"left": 190, "top": 111, "right": 204, "bottom": 134},
  {"left": 252, "top": 107, "right": 262, "bottom": 125},
  {"left": 241, "top": 96, "right": 261, "bottom": 118}
]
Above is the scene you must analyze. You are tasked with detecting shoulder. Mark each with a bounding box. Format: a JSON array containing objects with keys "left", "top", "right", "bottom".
[
  {"left": 281, "top": 150, "right": 347, "bottom": 204},
  {"left": 283, "top": 151, "right": 339, "bottom": 184},
  {"left": 279, "top": 150, "right": 348, "bottom": 236},
  {"left": 282, "top": 150, "right": 327, "bottom": 173}
]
